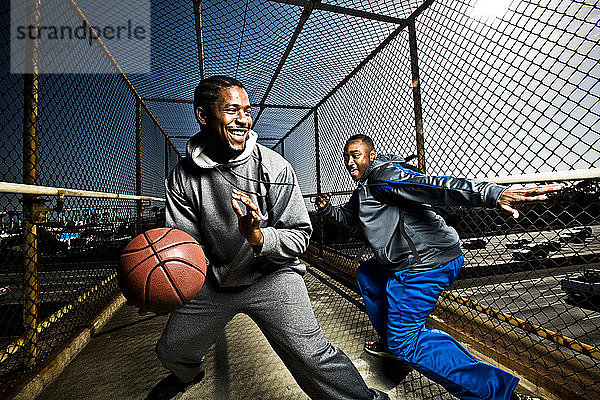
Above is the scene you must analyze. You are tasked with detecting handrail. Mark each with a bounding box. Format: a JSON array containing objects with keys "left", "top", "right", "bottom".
[
  {"left": 303, "top": 167, "right": 600, "bottom": 199},
  {"left": 0, "top": 273, "right": 118, "bottom": 364},
  {"left": 441, "top": 291, "right": 600, "bottom": 361},
  {"left": 482, "top": 167, "right": 600, "bottom": 185},
  {"left": 307, "top": 245, "right": 600, "bottom": 361},
  {"left": 0, "top": 182, "right": 165, "bottom": 202}
]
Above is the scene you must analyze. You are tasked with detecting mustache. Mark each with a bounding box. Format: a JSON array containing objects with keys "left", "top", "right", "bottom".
[{"left": 227, "top": 125, "right": 251, "bottom": 130}]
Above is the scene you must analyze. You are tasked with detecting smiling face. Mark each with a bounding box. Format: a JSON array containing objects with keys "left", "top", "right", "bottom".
[
  {"left": 196, "top": 86, "right": 252, "bottom": 162},
  {"left": 343, "top": 139, "right": 376, "bottom": 181}
]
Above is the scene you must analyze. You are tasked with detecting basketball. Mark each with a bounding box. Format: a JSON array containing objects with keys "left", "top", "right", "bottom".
[{"left": 118, "top": 228, "right": 207, "bottom": 313}]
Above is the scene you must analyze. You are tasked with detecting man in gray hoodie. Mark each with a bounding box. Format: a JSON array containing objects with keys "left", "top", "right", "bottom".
[{"left": 152, "top": 76, "right": 388, "bottom": 400}]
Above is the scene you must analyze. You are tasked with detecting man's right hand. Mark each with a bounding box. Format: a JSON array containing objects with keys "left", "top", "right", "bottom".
[{"left": 314, "top": 192, "right": 332, "bottom": 211}]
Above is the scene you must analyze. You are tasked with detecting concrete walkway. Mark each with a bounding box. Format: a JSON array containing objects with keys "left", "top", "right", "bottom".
[{"left": 36, "top": 267, "right": 449, "bottom": 400}]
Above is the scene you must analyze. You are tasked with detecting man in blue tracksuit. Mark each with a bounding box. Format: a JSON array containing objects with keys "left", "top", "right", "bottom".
[{"left": 315, "top": 134, "right": 562, "bottom": 400}]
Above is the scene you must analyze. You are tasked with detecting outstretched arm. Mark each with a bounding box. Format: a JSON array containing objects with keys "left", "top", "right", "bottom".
[
  {"left": 371, "top": 163, "right": 566, "bottom": 217},
  {"left": 498, "top": 184, "right": 564, "bottom": 219}
]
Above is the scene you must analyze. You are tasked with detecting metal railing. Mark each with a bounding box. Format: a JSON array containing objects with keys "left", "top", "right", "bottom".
[
  {"left": 303, "top": 168, "right": 600, "bottom": 399},
  {"left": 1, "top": 0, "right": 598, "bottom": 399},
  {"left": 270, "top": 1, "right": 600, "bottom": 398},
  {"left": 0, "top": 1, "right": 178, "bottom": 396}
]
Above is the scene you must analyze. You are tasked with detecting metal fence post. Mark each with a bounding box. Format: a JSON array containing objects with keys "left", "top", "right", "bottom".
[
  {"left": 408, "top": 18, "right": 426, "bottom": 174},
  {"left": 315, "top": 107, "right": 323, "bottom": 257},
  {"left": 164, "top": 133, "right": 169, "bottom": 180},
  {"left": 21, "top": 0, "right": 41, "bottom": 368},
  {"left": 193, "top": 0, "right": 205, "bottom": 80},
  {"left": 136, "top": 100, "right": 142, "bottom": 233}
]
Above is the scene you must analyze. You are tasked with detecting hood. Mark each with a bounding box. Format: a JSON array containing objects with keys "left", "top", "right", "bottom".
[
  {"left": 186, "top": 129, "right": 259, "bottom": 168},
  {"left": 359, "top": 153, "right": 404, "bottom": 183}
]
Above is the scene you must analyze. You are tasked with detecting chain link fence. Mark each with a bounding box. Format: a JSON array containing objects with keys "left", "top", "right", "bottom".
[
  {"left": 268, "top": 0, "right": 599, "bottom": 398},
  {"left": 1, "top": 0, "right": 599, "bottom": 399},
  {"left": 0, "top": 1, "right": 179, "bottom": 396}
]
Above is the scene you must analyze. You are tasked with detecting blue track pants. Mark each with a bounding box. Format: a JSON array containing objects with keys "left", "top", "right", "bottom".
[{"left": 357, "top": 256, "right": 519, "bottom": 400}]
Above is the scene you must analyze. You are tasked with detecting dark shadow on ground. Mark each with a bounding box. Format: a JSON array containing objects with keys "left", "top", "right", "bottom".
[
  {"left": 362, "top": 353, "right": 413, "bottom": 391},
  {"left": 94, "top": 313, "right": 163, "bottom": 337}
]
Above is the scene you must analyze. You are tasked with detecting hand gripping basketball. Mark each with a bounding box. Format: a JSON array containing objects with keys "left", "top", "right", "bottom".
[{"left": 118, "top": 228, "right": 207, "bottom": 313}]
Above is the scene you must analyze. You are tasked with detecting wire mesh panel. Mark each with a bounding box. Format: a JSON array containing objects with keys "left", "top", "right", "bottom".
[
  {"left": 201, "top": 0, "right": 303, "bottom": 102},
  {"left": 411, "top": 7, "right": 600, "bottom": 398},
  {"left": 145, "top": 101, "right": 198, "bottom": 145},
  {"left": 254, "top": 107, "right": 310, "bottom": 147},
  {"left": 166, "top": 139, "right": 181, "bottom": 178},
  {"left": 417, "top": 0, "right": 599, "bottom": 177},
  {"left": 0, "top": 1, "right": 177, "bottom": 396},
  {"left": 287, "top": 0, "right": 600, "bottom": 398},
  {"left": 317, "top": 28, "right": 415, "bottom": 194},
  {"left": 127, "top": 0, "right": 199, "bottom": 100},
  {"left": 266, "top": 9, "right": 398, "bottom": 107},
  {"left": 140, "top": 106, "right": 167, "bottom": 199},
  {"left": 38, "top": 74, "right": 138, "bottom": 193},
  {"left": 279, "top": 115, "right": 317, "bottom": 210}
]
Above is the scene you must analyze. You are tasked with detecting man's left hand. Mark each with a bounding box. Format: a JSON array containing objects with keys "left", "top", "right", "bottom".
[
  {"left": 498, "top": 184, "right": 564, "bottom": 219},
  {"left": 231, "top": 189, "right": 264, "bottom": 247}
]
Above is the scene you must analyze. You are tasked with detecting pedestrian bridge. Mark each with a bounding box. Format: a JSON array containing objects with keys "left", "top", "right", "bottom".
[{"left": 1, "top": 1, "right": 599, "bottom": 399}]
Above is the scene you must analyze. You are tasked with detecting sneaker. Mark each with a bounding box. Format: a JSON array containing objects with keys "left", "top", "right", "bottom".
[
  {"left": 146, "top": 370, "right": 204, "bottom": 400},
  {"left": 363, "top": 340, "right": 396, "bottom": 359}
]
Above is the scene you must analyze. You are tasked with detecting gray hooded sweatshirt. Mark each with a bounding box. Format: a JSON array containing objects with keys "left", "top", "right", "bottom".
[{"left": 165, "top": 130, "right": 312, "bottom": 288}]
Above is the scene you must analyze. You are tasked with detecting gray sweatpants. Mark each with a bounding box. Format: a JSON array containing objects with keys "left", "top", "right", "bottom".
[{"left": 155, "top": 268, "right": 388, "bottom": 400}]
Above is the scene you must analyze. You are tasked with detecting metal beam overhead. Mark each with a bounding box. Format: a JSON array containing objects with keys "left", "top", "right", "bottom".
[
  {"left": 143, "top": 98, "right": 194, "bottom": 104},
  {"left": 266, "top": 0, "right": 404, "bottom": 24},
  {"left": 272, "top": 0, "right": 435, "bottom": 149},
  {"left": 253, "top": 0, "right": 320, "bottom": 126},
  {"left": 142, "top": 98, "right": 311, "bottom": 110}
]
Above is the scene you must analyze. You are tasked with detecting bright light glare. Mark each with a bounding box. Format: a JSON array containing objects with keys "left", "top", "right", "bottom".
[{"left": 470, "top": 0, "right": 512, "bottom": 20}]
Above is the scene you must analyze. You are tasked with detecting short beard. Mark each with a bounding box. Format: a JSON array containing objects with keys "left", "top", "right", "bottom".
[
  {"left": 225, "top": 145, "right": 244, "bottom": 159},
  {"left": 202, "top": 133, "right": 245, "bottom": 163}
]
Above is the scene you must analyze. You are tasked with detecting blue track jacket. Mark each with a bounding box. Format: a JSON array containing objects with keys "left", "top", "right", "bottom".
[{"left": 318, "top": 154, "right": 507, "bottom": 271}]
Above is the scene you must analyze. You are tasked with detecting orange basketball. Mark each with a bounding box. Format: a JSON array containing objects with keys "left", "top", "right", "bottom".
[{"left": 118, "top": 228, "right": 207, "bottom": 313}]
